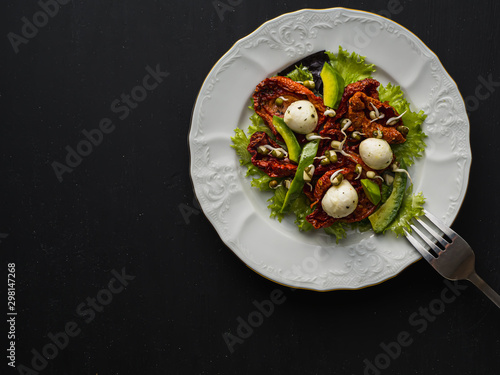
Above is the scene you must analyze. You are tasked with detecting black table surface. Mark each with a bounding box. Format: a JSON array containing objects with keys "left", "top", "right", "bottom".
[{"left": 1, "top": 1, "right": 500, "bottom": 374}]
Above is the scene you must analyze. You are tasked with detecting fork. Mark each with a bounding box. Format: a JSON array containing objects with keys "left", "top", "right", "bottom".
[{"left": 405, "top": 209, "right": 500, "bottom": 309}]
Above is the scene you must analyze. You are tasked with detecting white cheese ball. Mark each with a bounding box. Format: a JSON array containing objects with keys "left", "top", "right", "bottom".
[
  {"left": 321, "top": 179, "right": 358, "bottom": 218},
  {"left": 283, "top": 100, "right": 318, "bottom": 134},
  {"left": 359, "top": 138, "right": 393, "bottom": 170}
]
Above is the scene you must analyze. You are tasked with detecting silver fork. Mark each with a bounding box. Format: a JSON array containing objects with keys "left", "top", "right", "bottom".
[{"left": 405, "top": 209, "right": 500, "bottom": 308}]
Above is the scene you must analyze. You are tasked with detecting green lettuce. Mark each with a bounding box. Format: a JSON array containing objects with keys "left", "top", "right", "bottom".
[
  {"left": 251, "top": 173, "right": 276, "bottom": 191},
  {"left": 290, "top": 194, "right": 314, "bottom": 232},
  {"left": 286, "top": 64, "right": 314, "bottom": 82},
  {"left": 326, "top": 46, "right": 376, "bottom": 85},
  {"left": 266, "top": 183, "right": 314, "bottom": 230},
  {"left": 324, "top": 223, "right": 347, "bottom": 243},
  {"left": 267, "top": 185, "right": 287, "bottom": 222},
  {"left": 378, "top": 83, "right": 427, "bottom": 167},
  {"left": 230, "top": 128, "right": 252, "bottom": 166},
  {"left": 351, "top": 219, "right": 373, "bottom": 233}
]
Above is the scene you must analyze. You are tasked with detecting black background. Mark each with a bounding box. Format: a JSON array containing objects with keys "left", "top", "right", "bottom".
[{"left": 1, "top": 1, "right": 500, "bottom": 374}]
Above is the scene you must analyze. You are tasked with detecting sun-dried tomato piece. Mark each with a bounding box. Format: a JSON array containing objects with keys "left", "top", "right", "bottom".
[
  {"left": 247, "top": 131, "right": 297, "bottom": 178},
  {"left": 347, "top": 92, "right": 406, "bottom": 144},
  {"left": 253, "top": 76, "right": 327, "bottom": 141},
  {"left": 306, "top": 207, "right": 336, "bottom": 229},
  {"left": 320, "top": 78, "right": 380, "bottom": 137}
]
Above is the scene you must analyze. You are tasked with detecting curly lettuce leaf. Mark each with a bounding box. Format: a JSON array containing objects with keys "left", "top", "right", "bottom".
[
  {"left": 324, "top": 222, "right": 347, "bottom": 243},
  {"left": 326, "top": 46, "right": 376, "bottom": 85},
  {"left": 230, "top": 128, "right": 252, "bottom": 166},
  {"left": 290, "top": 194, "right": 314, "bottom": 231},
  {"left": 379, "top": 83, "right": 427, "bottom": 167},
  {"left": 248, "top": 123, "right": 273, "bottom": 138},
  {"left": 251, "top": 174, "right": 276, "bottom": 191},
  {"left": 268, "top": 188, "right": 314, "bottom": 231},
  {"left": 386, "top": 185, "right": 426, "bottom": 236},
  {"left": 351, "top": 218, "right": 373, "bottom": 233},
  {"left": 267, "top": 186, "right": 287, "bottom": 222},
  {"left": 286, "top": 64, "right": 314, "bottom": 82}
]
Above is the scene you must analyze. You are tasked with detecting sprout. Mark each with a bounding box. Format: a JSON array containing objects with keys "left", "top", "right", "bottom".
[
  {"left": 271, "top": 149, "right": 286, "bottom": 159},
  {"left": 386, "top": 110, "right": 407, "bottom": 126},
  {"left": 383, "top": 172, "right": 394, "bottom": 185},
  {"left": 351, "top": 131, "right": 364, "bottom": 141},
  {"left": 260, "top": 144, "right": 288, "bottom": 158},
  {"left": 369, "top": 102, "right": 380, "bottom": 117},
  {"left": 365, "top": 170, "right": 384, "bottom": 182},
  {"left": 324, "top": 108, "right": 336, "bottom": 117},
  {"left": 397, "top": 125, "right": 409, "bottom": 136},
  {"left": 355, "top": 164, "right": 363, "bottom": 179},
  {"left": 314, "top": 155, "right": 331, "bottom": 166},
  {"left": 366, "top": 171, "right": 376, "bottom": 179},
  {"left": 340, "top": 118, "right": 350, "bottom": 127},
  {"left": 340, "top": 119, "right": 352, "bottom": 140},
  {"left": 303, "top": 164, "right": 315, "bottom": 182},
  {"left": 330, "top": 170, "right": 344, "bottom": 186},
  {"left": 369, "top": 102, "right": 385, "bottom": 123},
  {"left": 327, "top": 119, "right": 357, "bottom": 163},
  {"left": 306, "top": 133, "right": 330, "bottom": 141},
  {"left": 303, "top": 80, "right": 316, "bottom": 89},
  {"left": 391, "top": 163, "right": 413, "bottom": 184},
  {"left": 330, "top": 140, "right": 343, "bottom": 150},
  {"left": 325, "top": 150, "right": 338, "bottom": 163},
  {"left": 269, "top": 180, "right": 279, "bottom": 189},
  {"left": 257, "top": 145, "right": 271, "bottom": 155}
]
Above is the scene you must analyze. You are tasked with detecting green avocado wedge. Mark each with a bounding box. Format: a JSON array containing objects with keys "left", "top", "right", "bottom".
[
  {"left": 368, "top": 163, "right": 408, "bottom": 234},
  {"left": 361, "top": 179, "right": 381, "bottom": 205},
  {"left": 272, "top": 116, "right": 301, "bottom": 163},
  {"left": 320, "top": 62, "right": 345, "bottom": 109}
]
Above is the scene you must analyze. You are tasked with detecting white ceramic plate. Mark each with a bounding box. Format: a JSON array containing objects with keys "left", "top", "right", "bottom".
[{"left": 189, "top": 8, "right": 471, "bottom": 291}]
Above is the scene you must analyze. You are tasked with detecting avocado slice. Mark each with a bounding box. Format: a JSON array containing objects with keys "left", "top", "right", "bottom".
[
  {"left": 272, "top": 116, "right": 301, "bottom": 163},
  {"left": 368, "top": 164, "right": 408, "bottom": 233},
  {"left": 320, "top": 62, "right": 345, "bottom": 109},
  {"left": 361, "top": 179, "right": 381, "bottom": 205}
]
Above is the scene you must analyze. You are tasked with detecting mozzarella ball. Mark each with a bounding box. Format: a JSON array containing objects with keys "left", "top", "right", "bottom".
[
  {"left": 283, "top": 100, "right": 318, "bottom": 134},
  {"left": 321, "top": 179, "right": 358, "bottom": 218},
  {"left": 359, "top": 138, "right": 393, "bottom": 170}
]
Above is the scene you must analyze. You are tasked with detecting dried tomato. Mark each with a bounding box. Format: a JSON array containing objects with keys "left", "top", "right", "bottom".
[
  {"left": 320, "top": 78, "right": 380, "bottom": 137},
  {"left": 247, "top": 132, "right": 297, "bottom": 178},
  {"left": 347, "top": 92, "right": 406, "bottom": 144}
]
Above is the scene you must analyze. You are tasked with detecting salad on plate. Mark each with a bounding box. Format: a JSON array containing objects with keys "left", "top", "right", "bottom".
[{"left": 231, "top": 47, "right": 427, "bottom": 242}]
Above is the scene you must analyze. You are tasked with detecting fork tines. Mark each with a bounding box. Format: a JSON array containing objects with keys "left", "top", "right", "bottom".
[{"left": 404, "top": 210, "right": 456, "bottom": 261}]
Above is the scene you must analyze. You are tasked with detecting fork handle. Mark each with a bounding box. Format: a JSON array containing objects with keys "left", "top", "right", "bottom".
[{"left": 467, "top": 272, "right": 500, "bottom": 309}]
